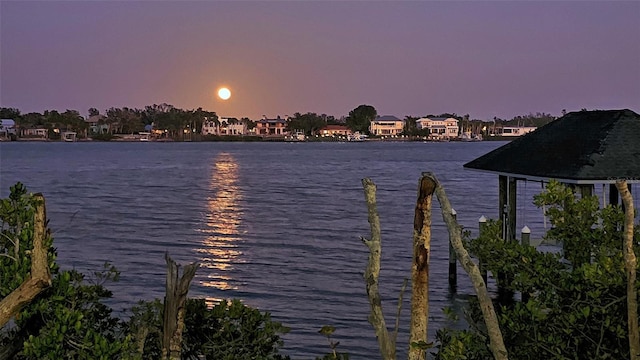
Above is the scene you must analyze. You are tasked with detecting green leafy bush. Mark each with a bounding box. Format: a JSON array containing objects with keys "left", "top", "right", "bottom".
[
  {"left": 1, "top": 184, "right": 133, "bottom": 359},
  {"left": 434, "top": 181, "right": 640, "bottom": 359},
  {"left": 127, "top": 298, "right": 291, "bottom": 359},
  {"left": 0, "top": 183, "right": 57, "bottom": 297},
  {"left": 13, "top": 265, "right": 134, "bottom": 359}
]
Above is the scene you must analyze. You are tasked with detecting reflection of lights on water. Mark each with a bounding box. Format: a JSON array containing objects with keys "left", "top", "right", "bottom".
[{"left": 197, "top": 152, "right": 243, "bottom": 291}]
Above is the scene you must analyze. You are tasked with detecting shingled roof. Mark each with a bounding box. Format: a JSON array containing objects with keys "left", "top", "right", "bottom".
[{"left": 463, "top": 109, "right": 640, "bottom": 184}]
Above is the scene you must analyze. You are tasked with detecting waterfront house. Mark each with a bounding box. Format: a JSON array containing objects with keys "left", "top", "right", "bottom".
[
  {"left": 319, "top": 124, "right": 351, "bottom": 137},
  {"left": 85, "top": 115, "right": 109, "bottom": 134},
  {"left": 0, "top": 119, "right": 16, "bottom": 139},
  {"left": 369, "top": 115, "right": 404, "bottom": 136},
  {"left": 201, "top": 116, "right": 218, "bottom": 135},
  {"left": 22, "top": 128, "right": 48, "bottom": 139},
  {"left": 417, "top": 117, "right": 459, "bottom": 140},
  {"left": 202, "top": 117, "right": 248, "bottom": 136},
  {"left": 219, "top": 117, "right": 247, "bottom": 136},
  {"left": 255, "top": 116, "right": 288, "bottom": 136}
]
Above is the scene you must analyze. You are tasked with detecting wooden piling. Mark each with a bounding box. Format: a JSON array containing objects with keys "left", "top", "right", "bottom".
[
  {"left": 520, "top": 226, "right": 531, "bottom": 247},
  {"left": 448, "top": 208, "right": 458, "bottom": 289},
  {"left": 507, "top": 177, "right": 517, "bottom": 242},
  {"left": 521, "top": 226, "right": 531, "bottom": 304},
  {"left": 478, "top": 215, "right": 488, "bottom": 284},
  {"left": 498, "top": 177, "right": 517, "bottom": 303},
  {"left": 498, "top": 176, "right": 507, "bottom": 237}
]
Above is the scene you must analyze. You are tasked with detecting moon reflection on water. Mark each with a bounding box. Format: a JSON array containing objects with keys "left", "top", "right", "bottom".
[{"left": 197, "top": 152, "right": 244, "bottom": 303}]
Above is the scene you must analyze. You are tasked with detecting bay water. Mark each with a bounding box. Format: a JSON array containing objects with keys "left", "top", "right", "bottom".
[{"left": 1, "top": 140, "right": 546, "bottom": 359}]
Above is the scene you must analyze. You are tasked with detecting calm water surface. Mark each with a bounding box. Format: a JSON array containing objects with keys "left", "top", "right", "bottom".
[{"left": 1, "top": 140, "right": 545, "bottom": 359}]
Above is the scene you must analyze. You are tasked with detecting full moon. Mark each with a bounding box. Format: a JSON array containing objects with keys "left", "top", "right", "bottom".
[{"left": 217, "top": 87, "right": 231, "bottom": 100}]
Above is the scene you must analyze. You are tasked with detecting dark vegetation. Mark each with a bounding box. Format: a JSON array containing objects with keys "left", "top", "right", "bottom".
[{"left": 433, "top": 181, "right": 639, "bottom": 359}]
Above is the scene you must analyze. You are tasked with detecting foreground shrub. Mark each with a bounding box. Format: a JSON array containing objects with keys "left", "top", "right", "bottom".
[
  {"left": 128, "top": 298, "right": 290, "bottom": 359},
  {"left": 434, "top": 181, "right": 640, "bottom": 359}
]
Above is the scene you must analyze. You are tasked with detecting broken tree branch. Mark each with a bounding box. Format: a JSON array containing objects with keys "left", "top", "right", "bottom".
[
  {"left": 162, "top": 253, "right": 199, "bottom": 360},
  {"left": 425, "top": 172, "right": 509, "bottom": 360},
  {"left": 393, "top": 278, "right": 409, "bottom": 348}
]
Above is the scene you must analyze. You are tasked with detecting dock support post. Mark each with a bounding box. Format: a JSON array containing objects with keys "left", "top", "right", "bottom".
[
  {"left": 448, "top": 208, "right": 458, "bottom": 289},
  {"left": 498, "top": 176, "right": 507, "bottom": 238},
  {"left": 521, "top": 226, "right": 531, "bottom": 304},
  {"left": 521, "top": 226, "right": 531, "bottom": 247},
  {"left": 498, "top": 177, "right": 516, "bottom": 303},
  {"left": 478, "top": 215, "right": 487, "bottom": 284},
  {"left": 508, "top": 177, "right": 517, "bottom": 242},
  {"left": 609, "top": 183, "right": 619, "bottom": 205}
]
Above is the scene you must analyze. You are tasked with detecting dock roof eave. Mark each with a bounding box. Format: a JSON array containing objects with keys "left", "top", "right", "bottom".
[
  {"left": 463, "top": 166, "right": 640, "bottom": 185},
  {"left": 463, "top": 109, "right": 640, "bottom": 183}
]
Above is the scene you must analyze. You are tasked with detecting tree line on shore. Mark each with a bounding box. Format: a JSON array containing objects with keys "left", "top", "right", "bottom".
[
  {"left": 1, "top": 105, "right": 557, "bottom": 140},
  {"left": 1, "top": 176, "right": 638, "bottom": 359}
]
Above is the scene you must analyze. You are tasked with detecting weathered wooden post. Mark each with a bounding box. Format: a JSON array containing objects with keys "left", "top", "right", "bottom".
[
  {"left": 162, "top": 253, "right": 199, "bottom": 360},
  {"left": 361, "top": 178, "right": 396, "bottom": 360},
  {"left": 520, "top": 226, "right": 531, "bottom": 304},
  {"left": 478, "top": 215, "right": 488, "bottom": 284},
  {"left": 0, "top": 194, "right": 52, "bottom": 327},
  {"left": 448, "top": 208, "right": 458, "bottom": 289},
  {"left": 616, "top": 181, "right": 640, "bottom": 360},
  {"left": 409, "top": 175, "right": 437, "bottom": 360}
]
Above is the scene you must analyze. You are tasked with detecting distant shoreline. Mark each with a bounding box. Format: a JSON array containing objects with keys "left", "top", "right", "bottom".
[
  {"left": 2, "top": 138, "right": 513, "bottom": 144},
  {"left": 3, "top": 135, "right": 515, "bottom": 143}
]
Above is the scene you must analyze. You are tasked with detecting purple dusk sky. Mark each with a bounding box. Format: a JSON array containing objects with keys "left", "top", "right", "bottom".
[{"left": 1, "top": 1, "right": 638, "bottom": 120}]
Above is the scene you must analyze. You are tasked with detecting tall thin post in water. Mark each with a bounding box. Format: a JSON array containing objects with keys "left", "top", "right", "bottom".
[
  {"left": 520, "top": 226, "right": 531, "bottom": 304},
  {"left": 479, "top": 215, "right": 488, "bottom": 284},
  {"left": 448, "top": 208, "right": 458, "bottom": 289}
]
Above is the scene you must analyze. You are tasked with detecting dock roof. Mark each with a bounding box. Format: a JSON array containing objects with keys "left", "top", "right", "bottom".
[{"left": 463, "top": 109, "right": 640, "bottom": 184}]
